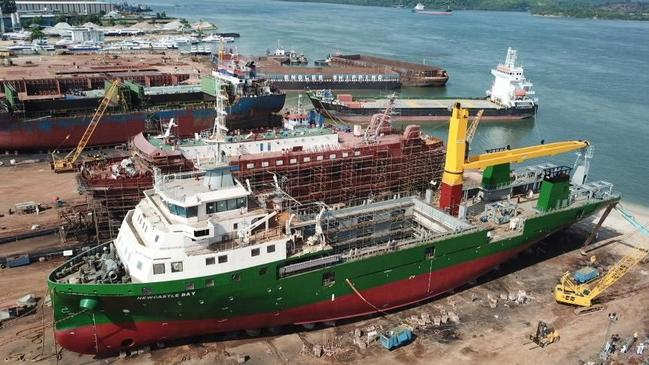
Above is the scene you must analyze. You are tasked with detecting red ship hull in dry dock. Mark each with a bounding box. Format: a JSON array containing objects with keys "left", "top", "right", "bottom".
[{"left": 0, "top": 96, "right": 286, "bottom": 152}]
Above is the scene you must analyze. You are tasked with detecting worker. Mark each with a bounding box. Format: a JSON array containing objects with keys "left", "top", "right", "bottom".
[{"left": 637, "top": 342, "right": 645, "bottom": 355}]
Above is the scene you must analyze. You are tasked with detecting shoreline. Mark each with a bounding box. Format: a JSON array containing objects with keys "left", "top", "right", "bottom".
[{"left": 273, "top": 0, "right": 649, "bottom": 22}]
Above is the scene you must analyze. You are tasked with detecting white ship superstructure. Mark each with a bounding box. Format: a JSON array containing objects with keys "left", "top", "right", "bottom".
[
  {"left": 113, "top": 166, "right": 289, "bottom": 284},
  {"left": 487, "top": 47, "right": 538, "bottom": 109},
  {"left": 150, "top": 77, "right": 339, "bottom": 166}
]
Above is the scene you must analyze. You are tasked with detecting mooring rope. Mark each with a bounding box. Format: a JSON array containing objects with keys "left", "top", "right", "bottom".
[{"left": 345, "top": 278, "right": 390, "bottom": 316}]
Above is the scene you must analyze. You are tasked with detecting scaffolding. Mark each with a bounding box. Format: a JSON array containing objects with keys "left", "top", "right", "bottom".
[
  {"left": 75, "top": 129, "right": 446, "bottom": 241},
  {"left": 57, "top": 199, "right": 96, "bottom": 244},
  {"left": 78, "top": 143, "right": 193, "bottom": 240},
  {"left": 234, "top": 134, "right": 445, "bottom": 207}
]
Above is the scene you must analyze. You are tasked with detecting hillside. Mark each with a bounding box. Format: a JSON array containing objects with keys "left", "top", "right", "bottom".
[{"left": 278, "top": 0, "right": 649, "bottom": 20}]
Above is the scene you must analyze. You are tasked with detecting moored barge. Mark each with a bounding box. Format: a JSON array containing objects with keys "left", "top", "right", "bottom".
[{"left": 308, "top": 48, "right": 537, "bottom": 123}]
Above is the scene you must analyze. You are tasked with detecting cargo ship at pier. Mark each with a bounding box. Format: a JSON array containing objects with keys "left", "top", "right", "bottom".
[
  {"left": 0, "top": 55, "right": 285, "bottom": 151},
  {"left": 48, "top": 103, "right": 618, "bottom": 354},
  {"left": 308, "top": 48, "right": 537, "bottom": 123}
]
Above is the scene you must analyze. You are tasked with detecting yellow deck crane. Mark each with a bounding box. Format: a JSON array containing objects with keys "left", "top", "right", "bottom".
[
  {"left": 554, "top": 207, "right": 649, "bottom": 308},
  {"left": 51, "top": 80, "right": 121, "bottom": 173},
  {"left": 439, "top": 103, "right": 589, "bottom": 215}
]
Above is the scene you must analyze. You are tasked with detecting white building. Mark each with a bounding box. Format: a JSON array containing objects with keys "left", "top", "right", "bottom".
[
  {"left": 70, "top": 27, "right": 104, "bottom": 43},
  {"left": 16, "top": 1, "right": 114, "bottom": 15}
]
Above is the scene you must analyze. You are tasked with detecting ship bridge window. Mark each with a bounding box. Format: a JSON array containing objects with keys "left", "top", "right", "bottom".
[
  {"left": 267, "top": 244, "right": 275, "bottom": 253},
  {"left": 210, "top": 198, "right": 247, "bottom": 213},
  {"left": 251, "top": 248, "right": 260, "bottom": 257},
  {"left": 218, "top": 255, "right": 228, "bottom": 263},
  {"left": 153, "top": 263, "right": 165, "bottom": 275},
  {"left": 206, "top": 257, "right": 215, "bottom": 266},
  {"left": 166, "top": 203, "right": 198, "bottom": 218},
  {"left": 195, "top": 229, "right": 209, "bottom": 237},
  {"left": 171, "top": 261, "right": 183, "bottom": 273}
]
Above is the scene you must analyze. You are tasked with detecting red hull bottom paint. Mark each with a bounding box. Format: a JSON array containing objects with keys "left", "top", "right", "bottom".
[{"left": 55, "top": 244, "right": 530, "bottom": 354}]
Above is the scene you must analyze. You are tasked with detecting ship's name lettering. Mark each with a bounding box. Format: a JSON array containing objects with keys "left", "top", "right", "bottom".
[{"left": 136, "top": 291, "right": 196, "bottom": 300}]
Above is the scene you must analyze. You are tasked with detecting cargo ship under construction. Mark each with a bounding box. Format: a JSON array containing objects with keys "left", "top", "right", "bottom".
[
  {"left": 308, "top": 48, "right": 537, "bottom": 123},
  {"left": 48, "top": 103, "right": 618, "bottom": 354},
  {"left": 0, "top": 54, "right": 285, "bottom": 151},
  {"left": 256, "top": 53, "right": 449, "bottom": 90},
  {"left": 77, "top": 102, "right": 446, "bottom": 240}
]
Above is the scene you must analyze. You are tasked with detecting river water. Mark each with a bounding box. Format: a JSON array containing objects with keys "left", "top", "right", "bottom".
[{"left": 149, "top": 0, "right": 649, "bottom": 206}]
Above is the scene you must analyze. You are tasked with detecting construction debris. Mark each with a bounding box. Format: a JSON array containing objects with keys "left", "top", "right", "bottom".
[{"left": 0, "top": 293, "right": 38, "bottom": 325}]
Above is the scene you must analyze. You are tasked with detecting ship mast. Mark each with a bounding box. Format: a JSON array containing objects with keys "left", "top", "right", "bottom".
[
  {"left": 210, "top": 40, "right": 228, "bottom": 162},
  {"left": 212, "top": 40, "right": 229, "bottom": 145}
]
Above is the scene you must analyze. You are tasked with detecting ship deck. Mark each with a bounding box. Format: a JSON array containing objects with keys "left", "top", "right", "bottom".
[
  {"left": 143, "top": 127, "right": 339, "bottom": 153},
  {"left": 359, "top": 98, "right": 501, "bottom": 110}
]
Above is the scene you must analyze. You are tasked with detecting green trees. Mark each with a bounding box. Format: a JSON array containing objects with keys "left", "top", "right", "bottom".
[
  {"left": 1, "top": 0, "right": 17, "bottom": 14},
  {"left": 29, "top": 27, "right": 45, "bottom": 41},
  {"left": 279, "top": 0, "right": 649, "bottom": 20}
]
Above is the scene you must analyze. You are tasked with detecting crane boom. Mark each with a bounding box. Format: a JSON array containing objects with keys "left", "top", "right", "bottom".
[
  {"left": 465, "top": 109, "right": 483, "bottom": 145},
  {"left": 463, "top": 141, "right": 590, "bottom": 170},
  {"left": 439, "top": 103, "right": 589, "bottom": 215},
  {"left": 554, "top": 209, "right": 649, "bottom": 307},
  {"left": 52, "top": 80, "right": 121, "bottom": 173},
  {"left": 589, "top": 251, "right": 646, "bottom": 299}
]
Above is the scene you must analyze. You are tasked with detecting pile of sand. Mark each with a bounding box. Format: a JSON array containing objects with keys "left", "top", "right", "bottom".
[
  {"left": 129, "top": 21, "right": 161, "bottom": 32},
  {"left": 162, "top": 19, "right": 183, "bottom": 31},
  {"left": 82, "top": 22, "right": 100, "bottom": 29},
  {"left": 191, "top": 20, "right": 217, "bottom": 31}
]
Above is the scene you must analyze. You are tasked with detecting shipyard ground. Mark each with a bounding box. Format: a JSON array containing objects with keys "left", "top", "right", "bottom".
[
  {"left": 0, "top": 159, "right": 78, "bottom": 239},
  {"left": 1, "top": 204, "right": 648, "bottom": 364}
]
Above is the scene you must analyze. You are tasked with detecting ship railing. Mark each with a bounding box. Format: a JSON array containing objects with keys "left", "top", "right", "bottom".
[
  {"left": 154, "top": 169, "right": 206, "bottom": 191},
  {"left": 187, "top": 227, "right": 284, "bottom": 255},
  {"left": 569, "top": 180, "right": 615, "bottom": 204},
  {"left": 52, "top": 241, "right": 113, "bottom": 281},
  {"left": 342, "top": 226, "right": 480, "bottom": 264}
]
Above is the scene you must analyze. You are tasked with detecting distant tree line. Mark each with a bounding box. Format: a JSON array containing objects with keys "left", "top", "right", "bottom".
[{"left": 278, "top": 0, "right": 649, "bottom": 20}]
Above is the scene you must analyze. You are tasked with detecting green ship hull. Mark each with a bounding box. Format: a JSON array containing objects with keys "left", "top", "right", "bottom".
[{"left": 48, "top": 196, "right": 617, "bottom": 354}]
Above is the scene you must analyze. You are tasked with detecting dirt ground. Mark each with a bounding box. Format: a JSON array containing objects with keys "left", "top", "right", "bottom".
[
  {"left": 0, "top": 160, "right": 79, "bottom": 238},
  {"left": 1, "top": 205, "right": 648, "bottom": 365},
  {"left": 0, "top": 49, "right": 211, "bottom": 82}
]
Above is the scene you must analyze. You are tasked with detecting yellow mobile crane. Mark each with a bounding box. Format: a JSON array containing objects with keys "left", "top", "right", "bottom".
[
  {"left": 554, "top": 207, "right": 649, "bottom": 308},
  {"left": 51, "top": 80, "right": 121, "bottom": 173}
]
